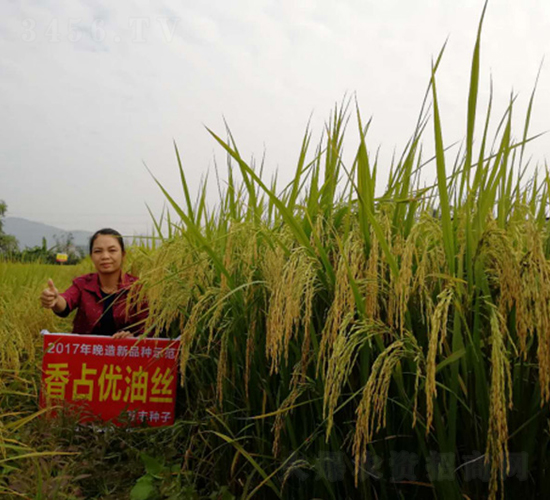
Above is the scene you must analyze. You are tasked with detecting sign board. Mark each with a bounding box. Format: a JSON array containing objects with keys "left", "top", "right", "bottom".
[
  {"left": 56, "top": 253, "right": 68, "bottom": 263},
  {"left": 40, "top": 333, "right": 180, "bottom": 427}
]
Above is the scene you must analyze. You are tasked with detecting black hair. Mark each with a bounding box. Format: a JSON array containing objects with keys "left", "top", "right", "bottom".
[{"left": 89, "top": 228, "right": 125, "bottom": 255}]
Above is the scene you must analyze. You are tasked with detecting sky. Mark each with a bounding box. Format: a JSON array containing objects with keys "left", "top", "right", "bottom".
[{"left": 1, "top": 0, "right": 550, "bottom": 237}]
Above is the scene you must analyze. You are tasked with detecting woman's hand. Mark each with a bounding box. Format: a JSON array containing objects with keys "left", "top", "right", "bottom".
[
  {"left": 113, "top": 330, "right": 134, "bottom": 339},
  {"left": 41, "top": 279, "right": 59, "bottom": 309}
]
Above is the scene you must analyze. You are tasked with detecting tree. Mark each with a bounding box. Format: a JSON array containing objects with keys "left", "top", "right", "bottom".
[
  {"left": 0, "top": 200, "right": 19, "bottom": 255},
  {"left": 53, "top": 231, "right": 83, "bottom": 264}
]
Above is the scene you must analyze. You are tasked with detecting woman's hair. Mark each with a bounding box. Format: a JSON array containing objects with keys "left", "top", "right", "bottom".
[{"left": 89, "top": 228, "right": 125, "bottom": 255}]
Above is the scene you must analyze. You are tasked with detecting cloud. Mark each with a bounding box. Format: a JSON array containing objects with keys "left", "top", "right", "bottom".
[
  {"left": 1, "top": 0, "right": 549, "bottom": 235},
  {"left": 83, "top": 0, "right": 112, "bottom": 24},
  {"left": 70, "top": 23, "right": 110, "bottom": 53},
  {"left": 150, "top": 6, "right": 219, "bottom": 49}
]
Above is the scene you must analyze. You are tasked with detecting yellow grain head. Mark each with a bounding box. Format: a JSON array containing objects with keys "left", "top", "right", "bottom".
[
  {"left": 272, "top": 377, "right": 310, "bottom": 457},
  {"left": 365, "top": 228, "right": 380, "bottom": 319},
  {"left": 353, "top": 339, "right": 410, "bottom": 485},
  {"left": 264, "top": 246, "right": 316, "bottom": 374},
  {"left": 425, "top": 286, "right": 453, "bottom": 433},
  {"left": 244, "top": 317, "right": 256, "bottom": 400},
  {"left": 323, "top": 317, "right": 391, "bottom": 440},
  {"left": 179, "top": 291, "right": 215, "bottom": 387},
  {"left": 319, "top": 232, "right": 364, "bottom": 372},
  {"left": 216, "top": 331, "right": 229, "bottom": 406},
  {"left": 485, "top": 306, "right": 512, "bottom": 500},
  {"left": 517, "top": 221, "right": 550, "bottom": 401}
]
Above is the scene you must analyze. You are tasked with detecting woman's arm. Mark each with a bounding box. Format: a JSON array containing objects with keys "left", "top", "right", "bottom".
[{"left": 40, "top": 279, "right": 68, "bottom": 313}]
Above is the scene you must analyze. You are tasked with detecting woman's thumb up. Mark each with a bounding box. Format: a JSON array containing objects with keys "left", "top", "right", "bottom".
[{"left": 41, "top": 279, "right": 59, "bottom": 309}]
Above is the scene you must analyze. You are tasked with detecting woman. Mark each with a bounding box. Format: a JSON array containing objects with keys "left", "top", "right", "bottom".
[{"left": 40, "top": 228, "right": 148, "bottom": 338}]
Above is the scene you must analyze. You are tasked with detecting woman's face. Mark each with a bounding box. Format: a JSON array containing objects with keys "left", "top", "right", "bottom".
[{"left": 91, "top": 234, "right": 125, "bottom": 275}]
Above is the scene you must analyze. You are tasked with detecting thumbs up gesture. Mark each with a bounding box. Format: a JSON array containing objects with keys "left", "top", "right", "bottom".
[{"left": 41, "top": 279, "right": 59, "bottom": 309}]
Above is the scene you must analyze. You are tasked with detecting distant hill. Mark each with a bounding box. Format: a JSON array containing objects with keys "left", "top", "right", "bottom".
[{"left": 3, "top": 217, "right": 93, "bottom": 250}]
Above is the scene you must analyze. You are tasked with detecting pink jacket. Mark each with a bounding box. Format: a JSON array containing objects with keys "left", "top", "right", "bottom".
[{"left": 57, "top": 273, "right": 148, "bottom": 335}]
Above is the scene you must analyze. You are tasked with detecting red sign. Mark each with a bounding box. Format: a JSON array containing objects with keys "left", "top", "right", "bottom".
[{"left": 40, "top": 333, "right": 180, "bottom": 427}]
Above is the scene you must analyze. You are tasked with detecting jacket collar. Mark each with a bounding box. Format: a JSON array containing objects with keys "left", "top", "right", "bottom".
[{"left": 82, "top": 272, "right": 131, "bottom": 297}]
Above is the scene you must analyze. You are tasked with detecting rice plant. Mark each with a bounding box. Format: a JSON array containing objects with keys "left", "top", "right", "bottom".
[{"left": 133, "top": 7, "right": 550, "bottom": 499}]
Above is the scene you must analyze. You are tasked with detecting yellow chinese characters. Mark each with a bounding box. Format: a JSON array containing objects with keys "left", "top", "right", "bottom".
[
  {"left": 150, "top": 367, "right": 174, "bottom": 403},
  {"left": 73, "top": 363, "right": 97, "bottom": 401},
  {"left": 44, "top": 362, "right": 175, "bottom": 405},
  {"left": 44, "top": 363, "right": 70, "bottom": 400},
  {"left": 98, "top": 364, "right": 124, "bottom": 402},
  {"left": 124, "top": 367, "right": 148, "bottom": 403},
  {"left": 98, "top": 364, "right": 152, "bottom": 403}
]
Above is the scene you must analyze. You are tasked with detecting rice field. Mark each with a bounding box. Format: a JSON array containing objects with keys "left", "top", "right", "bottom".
[{"left": 2, "top": 12, "right": 550, "bottom": 499}]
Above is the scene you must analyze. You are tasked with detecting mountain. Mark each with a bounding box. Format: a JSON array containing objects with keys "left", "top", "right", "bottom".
[{"left": 3, "top": 217, "right": 93, "bottom": 250}]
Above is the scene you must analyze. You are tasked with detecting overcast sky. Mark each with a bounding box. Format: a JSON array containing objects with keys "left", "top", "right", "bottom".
[{"left": 1, "top": 0, "right": 549, "bottom": 237}]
